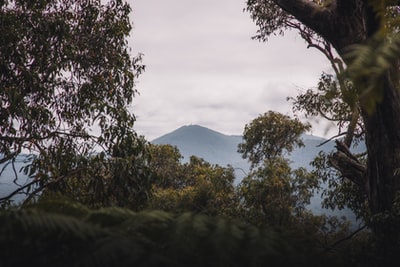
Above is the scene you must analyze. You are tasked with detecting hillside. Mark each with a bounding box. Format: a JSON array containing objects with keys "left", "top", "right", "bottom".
[
  {"left": 152, "top": 124, "right": 336, "bottom": 180},
  {"left": 0, "top": 125, "right": 363, "bottom": 221},
  {"left": 152, "top": 124, "right": 362, "bottom": 220}
]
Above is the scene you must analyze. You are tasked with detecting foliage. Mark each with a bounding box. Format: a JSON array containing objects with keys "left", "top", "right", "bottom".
[
  {"left": 0, "top": 0, "right": 148, "bottom": 205},
  {"left": 245, "top": 0, "right": 323, "bottom": 40},
  {"left": 38, "top": 134, "right": 155, "bottom": 211},
  {"left": 290, "top": 73, "right": 368, "bottom": 220},
  {"left": 238, "top": 110, "right": 311, "bottom": 169},
  {"left": 310, "top": 151, "right": 368, "bottom": 220},
  {"left": 245, "top": 0, "right": 338, "bottom": 73},
  {"left": 148, "top": 144, "right": 238, "bottom": 217},
  {"left": 0, "top": 198, "right": 350, "bottom": 267},
  {"left": 290, "top": 73, "right": 364, "bottom": 141},
  {"left": 237, "top": 111, "right": 318, "bottom": 228},
  {"left": 245, "top": 0, "right": 400, "bottom": 253},
  {"left": 344, "top": 32, "right": 400, "bottom": 113},
  {"left": 148, "top": 143, "right": 184, "bottom": 189}
]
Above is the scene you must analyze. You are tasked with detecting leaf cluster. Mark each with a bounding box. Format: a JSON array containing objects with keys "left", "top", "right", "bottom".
[
  {"left": 344, "top": 32, "right": 400, "bottom": 113},
  {"left": 238, "top": 111, "right": 311, "bottom": 169},
  {"left": 237, "top": 111, "right": 318, "bottom": 228},
  {"left": 147, "top": 144, "right": 238, "bottom": 217}
]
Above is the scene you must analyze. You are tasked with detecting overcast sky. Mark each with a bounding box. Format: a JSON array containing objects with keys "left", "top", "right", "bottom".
[{"left": 128, "top": 0, "right": 334, "bottom": 141}]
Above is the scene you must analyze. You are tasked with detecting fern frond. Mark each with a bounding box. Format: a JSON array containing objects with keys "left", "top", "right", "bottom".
[{"left": 0, "top": 202, "right": 342, "bottom": 267}]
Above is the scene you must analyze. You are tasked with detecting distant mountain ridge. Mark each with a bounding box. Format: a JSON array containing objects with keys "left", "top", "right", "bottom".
[
  {"left": 151, "top": 124, "right": 361, "bottom": 220},
  {"left": 151, "top": 124, "right": 335, "bottom": 178},
  {"left": 152, "top": 125, "right": 245, "bottom": 167},
  {"left": 0, "top": 124, "right": 361, "bottom": 221}
]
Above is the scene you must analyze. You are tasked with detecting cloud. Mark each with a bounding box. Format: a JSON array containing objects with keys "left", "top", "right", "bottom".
[{"left": 129, "top": 0, "right": 333, "bottom": 140}]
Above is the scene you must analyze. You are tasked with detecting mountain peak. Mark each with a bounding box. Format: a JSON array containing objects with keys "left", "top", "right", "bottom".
[
  {"left": 151, "top": 125, "right": 244, "bottom": 166},
  {"left": 175, "top": 124, "right": 222, "bottom": 135},
  {"left": 152, "top": 125, "right": 226, "bottom": 143}
]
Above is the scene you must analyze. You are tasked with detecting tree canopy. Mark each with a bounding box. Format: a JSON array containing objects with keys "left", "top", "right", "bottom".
[
  {"left": 0, "top": 0, "right": 147, "bottom": 205},
  {"left": 0, "top": 0, "right": 397, "bottom": 264},
  {"left": 246, "top": 0, "right": 400, "bottom": 255},
  {"left": 237, "top": 111, "right": 318, "bottom": 228}
]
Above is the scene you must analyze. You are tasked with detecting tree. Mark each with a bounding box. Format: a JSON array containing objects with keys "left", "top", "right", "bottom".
[
  {"left": 290, "top": 73, "right": 368, "bottom": 220},
  {"left": 0, "top": 0, "right": 148, "bottom": 205},
  {"left": 148, "top": 143, "right": 185, "bottom": 189},
  {"left": 237, "top": 111, "right": 318, "bottom": 227},
  {"left": 246, "top": 0, "right": 400, "bottom": 251},
  {"left": 41, "top": 134, "right": 154, "bottom": 211},
  {"left": 148, "top": 144, "right": 238, "bottom": 217},
  {"left": 0, "top": 198, "right": 335, "bottom": 267},
  {"left": 238, "top": 111, "right": 311, "bottom": 167}
]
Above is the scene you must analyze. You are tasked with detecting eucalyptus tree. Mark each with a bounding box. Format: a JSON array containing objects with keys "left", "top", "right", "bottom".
[
  {"left": 246, "top": 0, "right": 400, "bottom": 244},
  {"left": 237, "top": 111, "right": 318, "bottom": 227},
  {"left": 0, "top": 0, "right": 151, "bottom": 207}
]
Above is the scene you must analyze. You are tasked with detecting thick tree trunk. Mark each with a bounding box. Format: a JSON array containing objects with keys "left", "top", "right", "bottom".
[
  {"left": 363, "top": 73, "right": 400, "bottom": 215},
  {"left": 311, "top": 0, "right": 400, "bottom": 217},
  {"left": 359, "top": 71, "right": 400, "bottom": 258},
  {"left": 271, "top": 0, "right": 400, "bottom": 249}
]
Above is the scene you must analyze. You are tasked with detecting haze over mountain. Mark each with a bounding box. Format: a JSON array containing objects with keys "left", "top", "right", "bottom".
[
  {"left": 152, "top": 124, "right": 336, "bottom": 180},
  {"left": 1, "top": 124, "right": 363, "bottom": 222},
  {"left": 152, "top": 125, "right": 247, "bottom": 174},
  {"left": 152, "top": 124, "right": 362, "bottom": 220}
]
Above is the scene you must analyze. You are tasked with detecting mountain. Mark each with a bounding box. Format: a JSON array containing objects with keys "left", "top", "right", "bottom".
[
  {"left": 152, "top": 124, "right": 336, "bottom": 180},
  {"left": 152, "top": 124, "right": 363, "bottom": 222},
  {"left": 152, "top": 125, "right": 249, "bottom": 178},
  {"left": 0, "top": 124, "right": 363, "bottom": 222}
]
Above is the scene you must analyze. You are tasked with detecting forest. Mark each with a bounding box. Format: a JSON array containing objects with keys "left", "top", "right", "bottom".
[{"left": 1, "top": 0, "right": 400, "bottom": 266}]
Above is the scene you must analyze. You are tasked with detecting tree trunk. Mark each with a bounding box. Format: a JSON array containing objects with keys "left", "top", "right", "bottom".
[
  {"left": 334, "top": 9, "right": 400, "bottom": 251},
  {"left": 361, "top": 72, "right": 400, "bottom": 255},
  {"left": 271, "top": 0, "right": 400, "bottom": 250}
]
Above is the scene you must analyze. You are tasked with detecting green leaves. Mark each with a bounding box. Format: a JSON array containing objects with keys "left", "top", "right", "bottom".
[
  {"left": 237, "top": 111, "right": 318, "bottom": 227},
  {"left": 238, "top": 111, "right": 310, "bottom": 169},
  {"left": 148, "top": 146, "right": 238, "bottom": 217},
  {"left": 0, "top": 200, "right": 327, "bottom": 267},
  {"left": 0, "top": 0, "right": 145, "bottom": 204},
  {"left": 344, "top": 32, "right": 400, "bottom": 113}
]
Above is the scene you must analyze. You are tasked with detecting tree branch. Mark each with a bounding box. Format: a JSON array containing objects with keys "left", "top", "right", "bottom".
[
  {"left": 323, "top": 223, "right": 368, "bottom": 252},
  {"left": 0, "top": 168, "right": 84, "bottom": 205},
  {"left": 316, "top": 132, "right": 346, "bottom": 147},
  {"left": 272, "top": 0, "right": 334, "bottom": 36},
  {"left": 329, "top": 140, "right": 367, "bottom": 188}
]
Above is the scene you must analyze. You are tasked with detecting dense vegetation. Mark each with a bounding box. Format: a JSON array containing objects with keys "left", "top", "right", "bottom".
[{"left": 1, "top": 0, "right": 400, "bottom": 266}]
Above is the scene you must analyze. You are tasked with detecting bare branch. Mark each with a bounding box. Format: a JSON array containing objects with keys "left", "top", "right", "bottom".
[
  {"left": 317, "top": 132, "right": 346, "bottom": 147},
  {"left": 324, "top": 224, "right": 368, "bottom": 252},
  {"left": 0, "top": 179, "right": 39, "bottom": 203},
  {"left": 0, "top": 168, "right": 85, "bottom": 205}
]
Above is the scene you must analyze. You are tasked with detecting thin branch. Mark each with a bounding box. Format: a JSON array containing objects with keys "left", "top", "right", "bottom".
[
  {"left": 0, "top": 152, "right": 17, "bottom": 165},
  {"left": 323, "top": 224, "right": 368, "bottom": 252},
  {"left": 0, "top": 168, "right": 84, "bottom": 204},
  {"left": 233, "top": 167, "right": 249, "bottom": 177},
  {"left": 0, "top": 178, "right": 39, "bottom": 203},
  {"left": 317, "top": 132, "right": 346, "bottom": 147}
]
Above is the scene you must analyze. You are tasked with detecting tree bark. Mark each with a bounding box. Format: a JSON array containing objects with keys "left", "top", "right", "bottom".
[
  {"left": 363, "top": 72, "right": 400, "bottom": 214},
  {"left": 271, "top": 0, "right": 400, "bottom": 246}
]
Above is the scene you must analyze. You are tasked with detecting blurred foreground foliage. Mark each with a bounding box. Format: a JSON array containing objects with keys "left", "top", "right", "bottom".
[{"left": 0, "top": 197, "right": 368, "bottom": 267}]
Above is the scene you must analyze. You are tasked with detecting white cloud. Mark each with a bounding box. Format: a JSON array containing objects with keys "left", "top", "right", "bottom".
[{"left": 129, "top": 0, "right": 334, "bottom": 140}]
